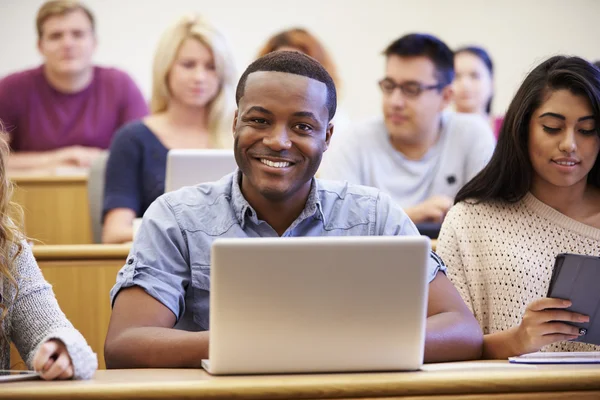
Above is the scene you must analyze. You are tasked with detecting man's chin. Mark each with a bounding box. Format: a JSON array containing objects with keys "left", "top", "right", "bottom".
[
  {"left": 52, "top": 63, "right": 91, "bottom": 76},
  {"left": 386, "top": 128, "right": 417, "bottom": 144},
  {"left": 258, "top": 185, "right": 293, "bottom": 202}
]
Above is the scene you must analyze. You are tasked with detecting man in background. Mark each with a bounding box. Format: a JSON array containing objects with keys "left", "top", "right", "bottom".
[
  {"left": 320, "top": 33, "right": 495, "bottom": 224},
  {"left": 0, "top": 0, "right": 148, "bottom": 172}
]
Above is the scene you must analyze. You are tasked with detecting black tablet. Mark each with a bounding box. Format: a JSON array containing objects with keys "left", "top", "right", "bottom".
[{"left": 547, "top": 253, "right": 600, "bottom": 345}]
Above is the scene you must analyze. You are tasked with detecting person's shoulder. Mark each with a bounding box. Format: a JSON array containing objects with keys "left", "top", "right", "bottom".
[
  {"left": 110, "top": 120, "right": 151, "bottom": 146},
  {"left": 155, "top": 173, "right": 237, "bottom": 232},
  {"left": 316, "top": 179, "right": 392, "bottom": 228},
  {"left": 0, "top": 66, "right": 42, "bottom": 90},
  {"left": 351, "top": 116, "right": 387, "bottom": 139},
  {"left": 317, "top": 178, "right": 383, "bottom": 201},
  {"left": 316, "top": 179, "right": 388, "bottom": 216},
  {"left": 446, "top": 198, "right": 510, "bottom": 224},
  {"left": 329, "top": 116, "right": 386, "bottom": 153},
  {"left": 444, "top": 111, "right": 492, "bottom": 136}
]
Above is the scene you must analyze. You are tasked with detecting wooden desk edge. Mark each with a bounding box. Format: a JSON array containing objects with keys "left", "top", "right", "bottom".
[
  {"left": 32, "top": 244, "right": 131, "bottom": 261},
  {"left": 4, "top": 366, "right": 600, "bottom": 399},
  {"left": 10, "top": 174, "right": 88, "bottom": 184}
]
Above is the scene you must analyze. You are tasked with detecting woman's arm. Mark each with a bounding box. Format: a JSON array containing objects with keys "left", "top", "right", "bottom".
[{"left": 9, "top": 242, "right": 97, "bottom": 379}]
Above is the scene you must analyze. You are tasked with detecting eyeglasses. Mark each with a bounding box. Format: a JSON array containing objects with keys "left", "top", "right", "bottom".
[{"left": 378, "top": 79, "right": 443, "bottom": 98}]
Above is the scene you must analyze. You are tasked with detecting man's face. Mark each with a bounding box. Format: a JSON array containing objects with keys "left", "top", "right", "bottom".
[
  {"left": 38, "top": 10, "right": 96, "bottom": 76},
  {"left": 381, "top": 55, "right": 451, "bottom": 144},
  {"left": 234, "top": 71, "right": 333, "bottom": 203}
]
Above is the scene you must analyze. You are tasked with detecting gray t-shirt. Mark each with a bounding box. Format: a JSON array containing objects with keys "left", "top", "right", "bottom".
[{"left": 320, "top": 111, "right": 495, "bottom": 209}]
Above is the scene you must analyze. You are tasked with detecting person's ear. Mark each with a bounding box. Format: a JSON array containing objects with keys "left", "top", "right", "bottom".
[
  {"left": 232, "top": 110, "right": 239, "bottom": 137},
  {"left": 323, "top": 122, "right": 334, "bottom": 152},
  {"left": 91, "top": 33, "right": 98, "bottom": 51},
  {"left": 439, "top": 84, "right": 454, "bottom": 111}
]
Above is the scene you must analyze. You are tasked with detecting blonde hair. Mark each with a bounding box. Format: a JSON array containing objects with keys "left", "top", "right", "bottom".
[
  {"left": 150, "top": 14, "right": 236, "bottom": 149},
  {"left": 36, "top": 0, "right": 95, "bottom": 39},
  {"left": 0, "top": 126, "right": 25, "bottom": 330}
]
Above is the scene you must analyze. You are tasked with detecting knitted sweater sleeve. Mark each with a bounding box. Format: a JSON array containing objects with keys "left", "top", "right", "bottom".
[
  {"left": 437, "top": 204, "right": 475, "bottom": 314},
  {"left": 9, "top": 242, "right": 97, "bottom": 379}
]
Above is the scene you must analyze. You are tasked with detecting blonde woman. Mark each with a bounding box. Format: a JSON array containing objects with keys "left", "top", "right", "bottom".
[
  {"left": 0, "top": 129, "right": 97, "bottom": 379},
  {"left": 102, "top": 14, "right": 236, "bottom": 244}
]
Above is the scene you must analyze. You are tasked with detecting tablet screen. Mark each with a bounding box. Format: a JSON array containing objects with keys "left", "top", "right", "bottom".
[{"left": 0, "top": 370, "right": 40, "bottom": 383}]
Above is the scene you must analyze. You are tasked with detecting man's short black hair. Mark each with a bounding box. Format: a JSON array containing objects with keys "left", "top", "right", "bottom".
[
  {"left": 384, "top": 33, "right": 454, "bottom": 87},
  {"left": 236, "top": 51, "right": 337, "bottom": 121}
]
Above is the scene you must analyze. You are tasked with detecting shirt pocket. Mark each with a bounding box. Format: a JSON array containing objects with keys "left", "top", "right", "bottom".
[{"left": 190, "top": 263, "right": 211, "bottom": 330}]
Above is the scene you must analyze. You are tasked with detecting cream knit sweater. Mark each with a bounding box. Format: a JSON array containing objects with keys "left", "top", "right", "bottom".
[
  {"left": 437, "top": 192, "right": 600, "bottom": 352},
  {"left": 0, "top": 242, "right": 97, "bottom": 378}
]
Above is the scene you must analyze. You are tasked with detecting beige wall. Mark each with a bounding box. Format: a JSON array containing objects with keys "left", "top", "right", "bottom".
[{"left": 1, "top": 0, "right": 598, "bottom": 125}]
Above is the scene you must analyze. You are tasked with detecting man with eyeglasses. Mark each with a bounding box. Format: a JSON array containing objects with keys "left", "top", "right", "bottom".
[{"left": 320, "top": 34, "right": 495, "bottom": 225}]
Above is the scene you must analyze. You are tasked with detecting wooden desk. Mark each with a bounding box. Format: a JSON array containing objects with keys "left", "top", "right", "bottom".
[
  {"left": 2, "top": 361, "right": 600, "bottom": 399},
  {"left": 11, "top": 173, "right": 93, "bottom": 244},
  {"left": 10, "top": 244, "right": 130, "bottom": 370}
]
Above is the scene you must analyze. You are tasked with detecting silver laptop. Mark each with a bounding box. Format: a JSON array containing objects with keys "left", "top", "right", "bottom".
[
  {"left": 164, "top": 149, "right": 237, "bottom": 192},
  {"left": 202, "top": 236, "right": 430, "bottom": 375}
]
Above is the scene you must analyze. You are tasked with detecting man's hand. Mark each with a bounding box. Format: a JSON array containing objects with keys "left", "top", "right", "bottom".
[
  {"left": 57, "top": 146, "right": 104, "bottom": 167},
  {"left": 407, "top": 195, "right": 453, "bottom": 223}
]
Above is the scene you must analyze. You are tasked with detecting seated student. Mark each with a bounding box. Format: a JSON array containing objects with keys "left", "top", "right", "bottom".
[
  {"left": 0, "top": 0, "right": 148, "bottom": 172},
  {"left": 0, "top": 127, "right": 97, "bottom": 379},
  {"left": 436, "top": 56, "right": 600, "bottom": 358},
  {"left": 102, "top": 14, "right": 236, "bottom": 244},
  {"left": 103, "top": 51, "right": 483, "bottom": 369},
  {"left": 319, "top": 34, "right": 495, "bottom": 224},
  {"left": 257, "top": 28, "right": 350, "bottom": 134},
  {"left": 453, "top": 46, "right": 504, "bottom": 139}
]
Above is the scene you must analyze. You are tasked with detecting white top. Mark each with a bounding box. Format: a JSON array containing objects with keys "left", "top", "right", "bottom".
[
  {"left": 436, "top": 193, "right": 600, "bottom": 352},
  {"left": 319, "top": 111, "right": 495, "bottom": 208}
]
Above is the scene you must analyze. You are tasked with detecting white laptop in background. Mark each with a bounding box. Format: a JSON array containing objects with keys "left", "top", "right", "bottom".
[
  {"left": 164, "top": 149, "right": 237, "bottom": 193},
  {"left": 202, "top": 236, "right": 431, "bottom": 375}
]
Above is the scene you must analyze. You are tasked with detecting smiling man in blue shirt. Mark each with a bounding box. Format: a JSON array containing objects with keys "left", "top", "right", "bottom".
[{"left": 104, "top": 51, "right": 483, "bottom": 368}]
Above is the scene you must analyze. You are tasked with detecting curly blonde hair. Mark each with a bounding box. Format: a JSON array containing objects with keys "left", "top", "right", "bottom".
[{"left": 0, "top": 127, "right": 24, "bottom": 329}]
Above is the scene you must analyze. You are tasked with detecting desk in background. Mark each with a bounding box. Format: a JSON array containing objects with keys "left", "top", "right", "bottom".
[
  {"left": 10, "top": 244, "right": 130, "bottom": 370},
  {"left": 3, "top": 361, "right": 600, "bottom": 399},
  {"left": 10, "top": 173, "right": 93, "bottom": 244}
]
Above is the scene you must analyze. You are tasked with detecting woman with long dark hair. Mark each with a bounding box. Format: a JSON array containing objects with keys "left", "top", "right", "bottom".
[{"left": 437, "top": 56, "right": 600, "bottom": 358}]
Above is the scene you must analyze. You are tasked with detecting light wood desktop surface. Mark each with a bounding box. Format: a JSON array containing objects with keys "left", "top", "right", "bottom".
[
  {"left": 2, "top": 361, "right": 600, "bottom": 399},
  {"left": 10, "top": 173, "right": 93, "bottom": 244},
  {"left": 9, "top": 244, "right": 130, "bottom": 371}
]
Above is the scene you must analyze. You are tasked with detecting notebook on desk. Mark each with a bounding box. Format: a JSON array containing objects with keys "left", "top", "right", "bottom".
[
  {"left": 164, "top": 149, "right": 237, "bottom": 193},
  {"left": 202, "top": 236, "right": 431, "bottom": 375},
  {"left": 509, "top": 351, "right": 600, "bottom": 364}
]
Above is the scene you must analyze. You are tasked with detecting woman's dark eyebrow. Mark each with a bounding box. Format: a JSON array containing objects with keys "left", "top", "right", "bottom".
[
  {"left": 539, "top": 112, "right": 594, "bottom": 122},
  {"left": 539, "top": 112, "right": 565, "bottom": 120}
]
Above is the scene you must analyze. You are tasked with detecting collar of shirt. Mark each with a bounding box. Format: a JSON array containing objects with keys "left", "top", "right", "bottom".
[{"left": 230, "top": 169, "right": 325, "bottom": 232}]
